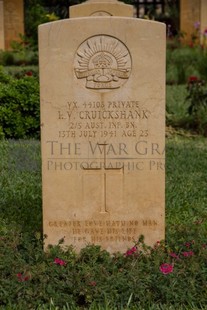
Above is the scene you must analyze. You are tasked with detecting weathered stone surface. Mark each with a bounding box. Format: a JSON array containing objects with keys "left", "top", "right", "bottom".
[
  {"left": 200, "top": 0, "right": 207, "bottom": 44},
  {"left": 180, "top": 0, "right": 203, "bottom": 44},
  {"left": 39, "top": 17, "right": 166, "bottom": 253},
  {"left": 3, "top": 0, "right": 24, "bottom": 49},
  {"left": 69, "top": 0, "right": 134, "bottom": 17},
  {"left": 0, "top": 1, "right": 4, "bottom": 50}
]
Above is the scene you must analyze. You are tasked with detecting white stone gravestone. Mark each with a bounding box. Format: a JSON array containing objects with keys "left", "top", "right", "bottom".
[{"left": 39, "top": 16, "right": 166, "bottom": 253}]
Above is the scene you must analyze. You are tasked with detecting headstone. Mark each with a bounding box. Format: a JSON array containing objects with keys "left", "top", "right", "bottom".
[
  {"left": 3, "top": 0, "right": 24, "bottom": 49},
  {"left": 69, "top": 0, "right": 134, "bottom": 18},
  {"left": 0, "top": 1, "right": 4, "bottom": 50},
  {"left": 39, "top": 17, "right": 166, "bottom": 253},
  {"left": 200, "top": 0, "right": 207, "bottom": 43},
  {"left": 180, "top": 0, "right": 201, "bottom": 44}
]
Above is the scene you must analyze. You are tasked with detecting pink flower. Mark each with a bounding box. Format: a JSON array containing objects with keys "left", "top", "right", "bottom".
[
  {"left": 159, "top": 263, "right": 173, "bottom": 275},
  {"left": 182, "top": 251, "right": 194, "bottom": 257},
  {"left": 89, "top": 281, "right": 97, "bottom": 286},
  {"left": 194, "top": 21, "right": 200, "bottom": 29},
  {"left": 153, "top": 240, "right": 163, "bottom": 250},
  {"left": 203, "top": 28, "right": 207, "bottom": 37},
  {"left": 184, "top": 240, "right": 195, "bottom": 248},
  {"left": 125, "top": 246, "right": 137, "bottom": 256},
  {"left": 17, "top": 273, "right": 30, "bottom": 282},
  {"left": 54, "top": 257, "right": 66, "bottom": 266},
  {"left": 184, "top": 242, "right": 191, "bottom": 248},
  {"left": 169, "top": 252, "right": 179, "bottom": 259}
]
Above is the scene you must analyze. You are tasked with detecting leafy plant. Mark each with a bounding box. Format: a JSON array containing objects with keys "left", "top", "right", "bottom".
[
  {"left": 24, "top": 0, "right": 59, "bottom": 48},
  {"left": 197, "top": 51, "right": 207, "bottom": 80},
  {"left": 185, "top": 76, "right": 207, "bottom": 135},
  {"left": 166, "top": 46, "right": 201, "bottom": 84},
  {"left": 0, "top": 34, "right": 38, "bottom": 66},
  {"left": 3, "top": 66, "right": 39, "bottom": 79},
  {"left": 0, "top": 67, "right": 40, "bottom": 139}
]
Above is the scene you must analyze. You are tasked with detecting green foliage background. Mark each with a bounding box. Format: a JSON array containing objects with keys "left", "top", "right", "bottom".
[{"left": 0, "top": 67, "right": 40, "bottom": 139}]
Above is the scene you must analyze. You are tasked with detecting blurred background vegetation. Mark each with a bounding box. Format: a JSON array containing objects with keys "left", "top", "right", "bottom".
[{"left": 0, "top": 0, "right": 207, "bottom": 138}]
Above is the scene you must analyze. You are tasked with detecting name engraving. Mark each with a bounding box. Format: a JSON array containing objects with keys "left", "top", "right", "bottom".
[{"left": 56, "top": 99, "right": 151, "bottom": 140}]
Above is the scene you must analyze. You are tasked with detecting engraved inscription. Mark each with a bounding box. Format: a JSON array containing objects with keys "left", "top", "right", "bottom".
[
  {"left": 48, "top": 220, "right": 159, "bottom": 242},
  {"left": 56, "top": 99, "right": 151, "bottom": 139},
  {"left": 74, "top": 35, "right": 131, "bottom": 90},
  {"left": 90, "top": 11, "right": 112, "bottom": 16}
]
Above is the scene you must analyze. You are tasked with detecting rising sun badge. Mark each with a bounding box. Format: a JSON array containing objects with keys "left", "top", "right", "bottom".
[{"left": 74, "top": 35, "right": 132, "bottom": 91}]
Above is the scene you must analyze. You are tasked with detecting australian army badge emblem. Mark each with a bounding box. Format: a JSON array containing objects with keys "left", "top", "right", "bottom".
[{"left": 74, "top": 35, "right": 131, "bottom": 90}]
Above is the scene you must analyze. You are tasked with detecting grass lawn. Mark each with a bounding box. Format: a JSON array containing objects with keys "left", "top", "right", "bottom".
[
  {"left": 166, "top": 132, "right": 207, "bottom": 242},
  {"left": 0, "top": 134, "right": 207, "bottom": 309}
]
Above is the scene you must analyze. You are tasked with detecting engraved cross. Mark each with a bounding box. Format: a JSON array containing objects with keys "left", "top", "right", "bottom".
[{"left": 82, "top": 143, "right": 124, "bottom": 213}]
